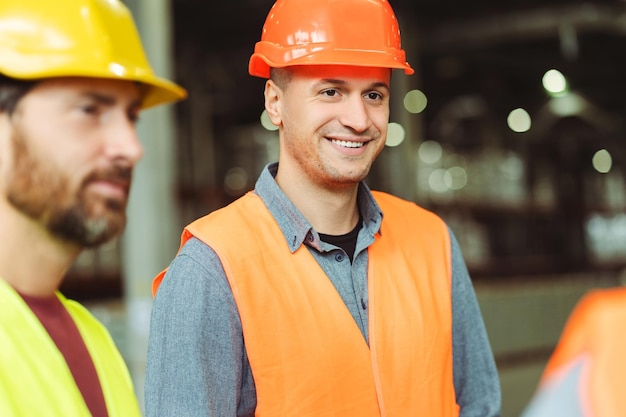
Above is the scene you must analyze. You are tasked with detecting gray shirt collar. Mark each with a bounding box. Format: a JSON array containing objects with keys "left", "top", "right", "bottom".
[{"left": 254, "top": 163, "right": 383, "bottom": 253}]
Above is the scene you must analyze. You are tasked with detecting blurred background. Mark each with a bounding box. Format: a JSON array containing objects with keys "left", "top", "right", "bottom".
[{"left": 65, "top": 0, "right": 626, "bottom": 415}]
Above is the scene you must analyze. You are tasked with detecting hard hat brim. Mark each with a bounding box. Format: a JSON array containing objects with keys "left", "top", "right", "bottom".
[
  {"left": 248, "top": 46, "right": 414, "bottom": 79},
  {"left": 0, "top": 66, "right": 187, "bottom": 109},
  {"left": 136, "top": 75, "right": 187, "bottom": 109}
]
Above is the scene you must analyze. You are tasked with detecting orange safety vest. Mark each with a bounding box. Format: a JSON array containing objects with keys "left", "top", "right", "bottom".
[
  {"left": 536, "top": 287, "right": 626, "bottom": 417},
  {"left": 153, "top": 191, "right": 459, "bottom": 417}
]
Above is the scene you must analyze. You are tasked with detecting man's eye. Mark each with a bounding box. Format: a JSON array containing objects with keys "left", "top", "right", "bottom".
[
  {"left": 80, "top": 104, "right": 100, "bottom": 115},
  {"left": 322, "top": 89, "right": 339, "bottom": 97},
  {"left": 128, "top": 111, "right": 140, "bottom": 124},
  {"left": 366, "top": 92, "right": 383, "bottom": 100}
]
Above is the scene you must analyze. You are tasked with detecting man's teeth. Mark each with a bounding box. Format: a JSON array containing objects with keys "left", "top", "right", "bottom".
[{"left": 331, "top": 139, "right": 364, "bottom": 148}]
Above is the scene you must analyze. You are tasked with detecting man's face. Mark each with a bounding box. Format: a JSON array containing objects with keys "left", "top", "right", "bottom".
[
  {"left": 0, "top": 77, "right": 143, "bottom": 248},
  {"left": 266, "top": 65, "right": 391, "bottom": 189}
]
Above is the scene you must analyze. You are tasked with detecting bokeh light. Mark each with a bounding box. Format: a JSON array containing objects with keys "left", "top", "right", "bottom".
[
  {"left": 418, "top": 140, "right": 443, "bottom": 164},
  {"left": 542, "top": 69, "right": 568, "bottom": 96},
  {"left": 507, "top": 108, "right": 532, "bottom": 133},
  {"left": 403, "top": 89, "right": 428, "bottom": 114},
  {"left": 386, "top": 122, "right": 406, "bottom": 147},
  {"left": 592, "top": 149, "right": 612, "bottom": 174},
  {"left": 260, "top": 110, "right": 278, "bottom": 131}
]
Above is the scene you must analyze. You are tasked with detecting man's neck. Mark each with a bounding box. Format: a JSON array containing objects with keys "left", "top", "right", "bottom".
[
  {"left": 0, "top": 203, "right": 79, "bottom": 297},
  {"left": 275, "top": 167, "right": 361, "bottom": 235}
]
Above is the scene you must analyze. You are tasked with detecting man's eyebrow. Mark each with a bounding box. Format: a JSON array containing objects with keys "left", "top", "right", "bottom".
[
  {"left": 80, "top": 91, "right": 142, "bottom": 109},
  {"left": 371, "top": 81, "right": 390, "bottom": 90},
  {"left": 80, "top": 91, "right": 116, "bottom": 105},
  {"left": 314, "top": 79, "right": 390, "bottom": 90}
]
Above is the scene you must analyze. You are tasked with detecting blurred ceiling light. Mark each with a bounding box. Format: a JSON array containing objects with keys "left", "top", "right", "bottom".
[
  {"left": 224, "top": 167, "right": 249, "bottom": 196},
  {"left": 260, "top": 110, "right": 278, "bottom": 131},
  {"left": 500, "top": 153, "right": 525, "bottom": 180},
  {"left": 385, "top": 122, "right": 406, "bottom": 147},
  {"left": 592, "top": 149, "right": 612, "bottom": 174},
  {"left": 403, "top": 89, "right": 428, "bottom": 114},
  {"left": 418, "top": 140, "right": 443, "bottom": 164},
  {"left": 507, "top": 108, "right": 532, "bottom": 133},
  {"left": 548, "top": 93, "right": 585, "bottom": 117},
  {"left": 429, "top": 168, "right": 449, "bottom": 193},
  {"left": 542, "top": 69, "right": 568, "bottom": 96},
  {"left": 444, "top": 166, "right": 468, "bottom": 190}
]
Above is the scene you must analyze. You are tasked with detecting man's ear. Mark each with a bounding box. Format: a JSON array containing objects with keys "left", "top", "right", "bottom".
[{"left": 264, "top": 79, "right": 282, "bottom": 127}]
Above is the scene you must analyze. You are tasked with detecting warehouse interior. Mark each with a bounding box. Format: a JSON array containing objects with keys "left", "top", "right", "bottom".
[{"left": 61, "top": 0, "right": 626, "bottom": 415}]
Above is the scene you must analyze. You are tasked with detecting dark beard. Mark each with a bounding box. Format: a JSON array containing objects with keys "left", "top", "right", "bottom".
[
  {"left": 6, "top": 127, "right": 130, "bottom": 248},
  {"left": 47, "top": 168, "right": 131, "bottom": 248},
  {"left": 46, "top": 200, "right": 125, "bottom": 248}
]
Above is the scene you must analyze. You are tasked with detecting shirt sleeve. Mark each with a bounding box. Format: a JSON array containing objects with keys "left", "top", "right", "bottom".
[
  {"left": 450, "top": 227, "right": 503, "bottom": 417},
  {"left": 144, "top": 237, "right": 256, "bottom": 417}
]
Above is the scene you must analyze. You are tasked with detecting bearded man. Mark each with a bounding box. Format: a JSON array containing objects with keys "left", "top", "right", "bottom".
[{"left": 0, "top": 1, "right": 186, "bottom": 416}]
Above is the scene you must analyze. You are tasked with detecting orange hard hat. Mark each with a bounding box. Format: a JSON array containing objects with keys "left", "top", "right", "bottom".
[{"left": 249, "top": 0, "right": 414, "bottom": 78}]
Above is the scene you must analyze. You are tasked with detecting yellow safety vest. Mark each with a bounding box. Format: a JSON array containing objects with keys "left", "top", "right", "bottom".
[
  {"left": 154, "top": 190, "right": 459, "bottom": 417},
  {"left": 0, "top": 279, "right": 141, "bottom": 417}
]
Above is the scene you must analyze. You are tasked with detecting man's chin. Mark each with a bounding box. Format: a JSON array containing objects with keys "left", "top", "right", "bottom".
[
  {"left": 48, "top": 211, "right": 126, "bottom": 248},
  {"left": 84, "top": 215, "right": 126, "bottom": 246}
]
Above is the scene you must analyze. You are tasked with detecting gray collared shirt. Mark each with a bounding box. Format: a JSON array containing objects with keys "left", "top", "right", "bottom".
[{"left": 145, "top": 162, "right": 502, "bottom": 417}]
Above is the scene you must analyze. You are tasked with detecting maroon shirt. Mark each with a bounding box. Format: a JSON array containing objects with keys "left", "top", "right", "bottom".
[{"left": 19, "top": 292, "right": 109, "bottom": 417}]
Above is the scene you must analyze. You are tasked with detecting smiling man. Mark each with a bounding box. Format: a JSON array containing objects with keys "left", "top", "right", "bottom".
[
  {"left": 146, "top": 0, "right": 501, "bottom": 416},
  {"left": 0, "top": 1, "right": 185, "bottom": 416}
]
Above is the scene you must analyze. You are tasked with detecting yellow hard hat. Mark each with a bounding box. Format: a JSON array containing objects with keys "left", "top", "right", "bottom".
[
  {"left": 249, "top": 0, "right": 414, "bottom": 79},
  {"left": 0, "top": 0, "right": 186, "bottom": 109}
]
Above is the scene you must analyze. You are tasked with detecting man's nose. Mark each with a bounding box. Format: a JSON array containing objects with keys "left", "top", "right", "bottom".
[
  {"left": 104, "top": 116, "right": 144, "bottom": 165},
  {"left": 337, "top": 95, "right": 372, "bottom": 133}
]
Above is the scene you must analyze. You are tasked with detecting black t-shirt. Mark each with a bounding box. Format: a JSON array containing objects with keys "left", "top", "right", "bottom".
[{"left": 318, "top": 217, "right": 361, "bottom": 262}]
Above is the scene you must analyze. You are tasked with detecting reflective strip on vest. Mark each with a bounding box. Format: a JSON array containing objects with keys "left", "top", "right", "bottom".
[
  {"left": 0, "top": 279, "right": 141, "bottom": 417},
  {"left": 154, "top": 190, "right": 459, "bottom": 417}
]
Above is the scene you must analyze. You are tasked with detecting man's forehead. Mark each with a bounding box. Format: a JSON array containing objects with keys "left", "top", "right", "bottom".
[
  {"left": 30, "top": 77, "right": 142, "bottom": 104},
  {"left": 290, "top": 65, "right": 391, "bottom": 82}
]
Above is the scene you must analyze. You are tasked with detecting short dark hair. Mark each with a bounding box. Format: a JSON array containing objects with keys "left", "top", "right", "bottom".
[
  {"left": 269, "top": 67, "right": 293, "bottom": 90},
  {"left": 0, "top": 75, "right": 38, "bottom": 115}
]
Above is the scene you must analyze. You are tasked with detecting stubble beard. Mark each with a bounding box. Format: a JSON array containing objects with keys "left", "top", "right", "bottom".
[
  {"left": 313, "top": 127, "right": 381, "bottom": 188},
  {"left": 6, "top": 129, "right": 129, "bottom": 249}
]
